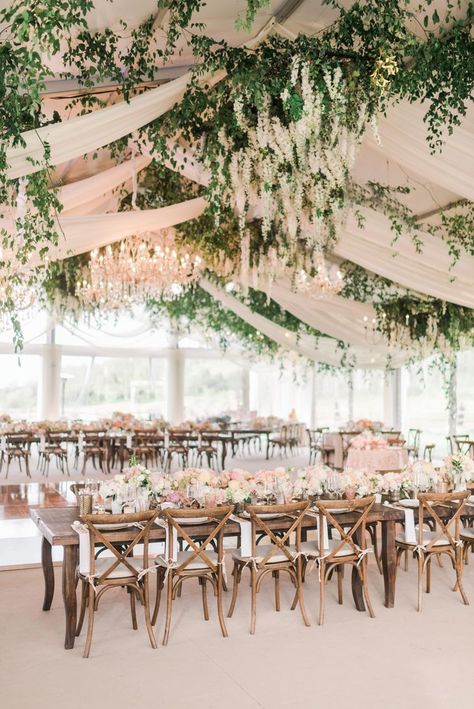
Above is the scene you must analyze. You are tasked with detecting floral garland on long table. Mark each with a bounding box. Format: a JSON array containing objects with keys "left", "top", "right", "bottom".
[{"left": 96, "top": 455, "right": 474, "bottom": 512}]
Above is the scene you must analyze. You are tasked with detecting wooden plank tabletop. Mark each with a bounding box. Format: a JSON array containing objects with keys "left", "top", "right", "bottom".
[{"left": 30, "top": 504, "right": 405, "bottom": 547}]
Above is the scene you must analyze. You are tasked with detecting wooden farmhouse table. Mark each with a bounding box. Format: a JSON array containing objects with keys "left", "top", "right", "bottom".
[{"left": 31, "top": 503, "right": 408, "bottom": 650}]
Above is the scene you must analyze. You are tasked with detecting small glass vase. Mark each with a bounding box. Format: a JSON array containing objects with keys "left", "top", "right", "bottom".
[{"left": 388, "top": 490, "right": 401, "bottom": 504}]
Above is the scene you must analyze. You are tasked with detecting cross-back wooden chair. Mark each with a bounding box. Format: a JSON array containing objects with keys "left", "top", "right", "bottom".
[
  {"left": 2, "top": 433, "right": 32, "bottom": 478},
  {"left": 152, "top": 505, "right": 234, "bottom": 645},
  {"left": 305, "top": 496, "right": 376, "bottom": 625},
  {"left": 228, "top": 501, "right": 311, "bottom": 634},
  {"left": 38, "top": 432, "right": 69, "bottom": 476},
  {"left": 454, "top": 435, "right": 472, "bottom": 456},
  {"left": 307, "top": 428, "right": 334, "bottom": 465},
  {"left": 395, "top": 490, "right": 469, "bottom": 611},
  {"left": 76, "top": 509, "right": 158, "bottom": 658},
  {"left": 340, "top": 432, "right": 359, "bottom": 468},
  {"left": 268, "top": 425, "right": 291, "bottom": 457},
  {"left": 406, "top": 428, "right": 421, "bottom": 458},
  {"left": 80, "top": 432, "right": 108, "bottom": 475}
]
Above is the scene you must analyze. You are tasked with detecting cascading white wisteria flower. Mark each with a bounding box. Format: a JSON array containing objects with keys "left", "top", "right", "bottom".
[{"left": 207, "top": 58, "right": 371, "bottom": 276}]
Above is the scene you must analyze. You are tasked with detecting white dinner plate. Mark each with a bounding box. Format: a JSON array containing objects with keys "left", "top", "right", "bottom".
[
  {"left": 399, "top": 499, "right": 419, "bottom": 508},
  {"left": 94, "top": 522, "right": 133, "bottom": 531},
  {"left": 241, "top": 512, "right": 281, "bottom": 520},
  {"left": 468, "top": 495, "right": 474, "bottom": 504},
  {"left": 178, "top": 517, "right": 210, "bottom": 525}
]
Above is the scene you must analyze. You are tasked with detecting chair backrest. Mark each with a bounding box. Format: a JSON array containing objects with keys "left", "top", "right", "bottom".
[
  {"left": 408, "top": 428, "right": 421, "bottom": 448},
  {"left": 340, "top": 432, "right": 358, "bottom": 456},
  {"left": 161, "top": 505, "right": 234, "bottom": 574},
  {"left": 446, "top": 435, "right": 454, "bottom": 455},
  {"left": 71, "top": 482, "right": 86, "bottom": 498},
  {"left": 315, "top": 496, "right": 375, "bottom": 562},
  {"left": 418, "top": 491, "right": 469, "bottom": 551},
  {"left": 307, "top": 428, "right": 325, "bottom": 447},
  {"left": 81, "top": 509, "right": 158, "bottom": 583},
  {"left": 244, "top": 501, "right": 310, "bottom": 565},
  {"left": 454, "top": 436, "right": 471, "bottom": 455}
]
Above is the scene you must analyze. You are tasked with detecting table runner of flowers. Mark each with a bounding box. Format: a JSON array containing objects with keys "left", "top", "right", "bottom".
[{"left": 95, "top": 454, "right": 474, "bottom": 512}]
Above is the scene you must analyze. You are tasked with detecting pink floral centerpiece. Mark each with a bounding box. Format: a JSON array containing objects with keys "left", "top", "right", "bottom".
[{"left": 350, "top": 431, "right": 388, "bottom": 450}]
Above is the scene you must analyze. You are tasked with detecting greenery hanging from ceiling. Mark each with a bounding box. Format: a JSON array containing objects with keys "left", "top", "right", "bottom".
[
  {"left": 340, "top": 264, "right": 474, "bottom": 356},
  {"left": 1, "top": 0, "right": 474, "bottom": 357}
]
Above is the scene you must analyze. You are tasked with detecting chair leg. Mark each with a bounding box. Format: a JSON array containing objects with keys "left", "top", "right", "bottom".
[
  {"left": 142, "top": 578, "right": 157, "bottom": 649},
  {"left": 201, "top": 578, "right": 210, "bottom": 621},
  {"left": 318, "top": 562, "right": 326, "bottom": 625},
  {"left": 216, "top": 568, "right": 228, "bottom": 638},
  {"left": 227, "top": 564, "right": 240, "bottom": 618},
  {"left": 417, "top": 553, "right": 424, "bottom": 612},
  {"left": 455, "top": 550, "right": 469, "bottom": 606},
  {"left": 296, "top": 558, "right": 310, "bottom": 627},
  {"left": 337, "top": 565, "right": 344, "bottom": 605},
  {"left": 76, "top": 580, "right": 87, "bottom": 637},
  {"left": 83, "top": 584, "right": 96, "bottom": 658},
  {"left": 162, "top": 573, "right": 174, "bottom": 646},
  {"left": 273, "top": 570, "right": 280, "bottom": 611},
  {"left": 250, "top": 566, "right": 257, "bottom": 635},
  {"left": 130, "top": 587, "right": 138, "bottom": 630},
  {"left": 360, "top": 563, "right": 375, "bottom": 618},
  {"left": 152, "top": 569, "right": 164, "bottom": 626},
  {"left": 426, "top": 557, "right": 431, "bottom": 593}
]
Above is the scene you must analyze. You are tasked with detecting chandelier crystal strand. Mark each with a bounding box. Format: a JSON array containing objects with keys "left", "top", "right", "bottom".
[
  {"left": 295, "top": 254, "right": 344, "bottom": 298},
  {"left": 76, "top": 229, "right": 204, "bottom": 311}
]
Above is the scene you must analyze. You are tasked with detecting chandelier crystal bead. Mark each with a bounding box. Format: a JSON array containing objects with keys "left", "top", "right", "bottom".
[{"left": 76, "top": 229, "right": 203, "bottom": 311}]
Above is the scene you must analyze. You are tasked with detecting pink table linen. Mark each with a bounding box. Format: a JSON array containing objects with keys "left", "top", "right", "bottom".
[{"left": 345, "top": 447, "right": 408, "bottom": 473}]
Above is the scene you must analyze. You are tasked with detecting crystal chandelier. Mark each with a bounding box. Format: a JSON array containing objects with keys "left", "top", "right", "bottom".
[
  {"left": 295, "top": 254, "right": 344, "bottom": 298},
  {"left": 76, "top": 229, "right": 203, "bottom": 311}
]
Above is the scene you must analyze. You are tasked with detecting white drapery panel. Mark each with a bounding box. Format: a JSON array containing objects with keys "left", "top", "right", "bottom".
[
  {"left": 269, "top": 281, "right": 382, "bottom": 347},
  {"left": 59, "top": 154, "right": 150, "bottom": 213},
  {"left": 364, "top": 100, "right": 474, "bottom": 202},
  {"left": 334, "top": 208, "right": 474, "bottom": 308},
  {"left": 6, "top": 71, "right": 224, "bottom": 180},
  {"left": 5, "top": 20, "right": 276, "bottom": 180},
  {"left": 199, "top": 278, "right": 409, "bottom": 369},
  {"left": 28, "top": 196, "right": 207, "bottom": 265}
]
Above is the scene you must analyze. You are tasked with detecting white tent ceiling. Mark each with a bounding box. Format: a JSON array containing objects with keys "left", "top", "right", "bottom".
[{"left": 3, "top": 0, "right": 473, "bottom": 365}]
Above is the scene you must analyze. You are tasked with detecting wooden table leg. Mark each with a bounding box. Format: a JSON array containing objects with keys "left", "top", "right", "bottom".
[
  {"left": 265, "top": 433, "right": 270, "bottom": 460},
  {"left": 41, "top": 537, "right": 54, "bottom": 611},
  {"left": 62, "top": 545, "right": 78, "bottom": 650},
  {"left": 382, "top": 519, "right": 396, "bottom": 608},
  {"left": 221, "top": 440, "right": 227, "bottom": 470},
  {"left": 351, "top": 527, "right": 366, "bottom": 612}
]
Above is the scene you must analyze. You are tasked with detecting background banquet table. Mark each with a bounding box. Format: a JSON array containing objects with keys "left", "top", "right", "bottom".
[{"left": 345, "top": 447, "right": 409, "bottom": 473}]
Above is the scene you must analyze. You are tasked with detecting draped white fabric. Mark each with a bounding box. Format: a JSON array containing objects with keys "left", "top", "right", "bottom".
[
  {"left": 28, "top": 197, "right": 207, "bottom": 264},
  {"left": 5, "top": 20, "right": 276, "bottom": 180},
  {"left": 59, "top": 154, "right": 150, "bottom": 214},
  {"left": 334, "top": 208, "right": 474, "bottom": 308},
  {"left": 199, "top": 279, "right": 409, "bottom": 369},
  {"left": 365, "top": 100, "right": 474, "bottom": 202},
  {"left": 6, "top": 72, "right": 223, "bottom": 180},
  {"left": 269, "top": 281, "right": 383, "bottom": 348}
]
